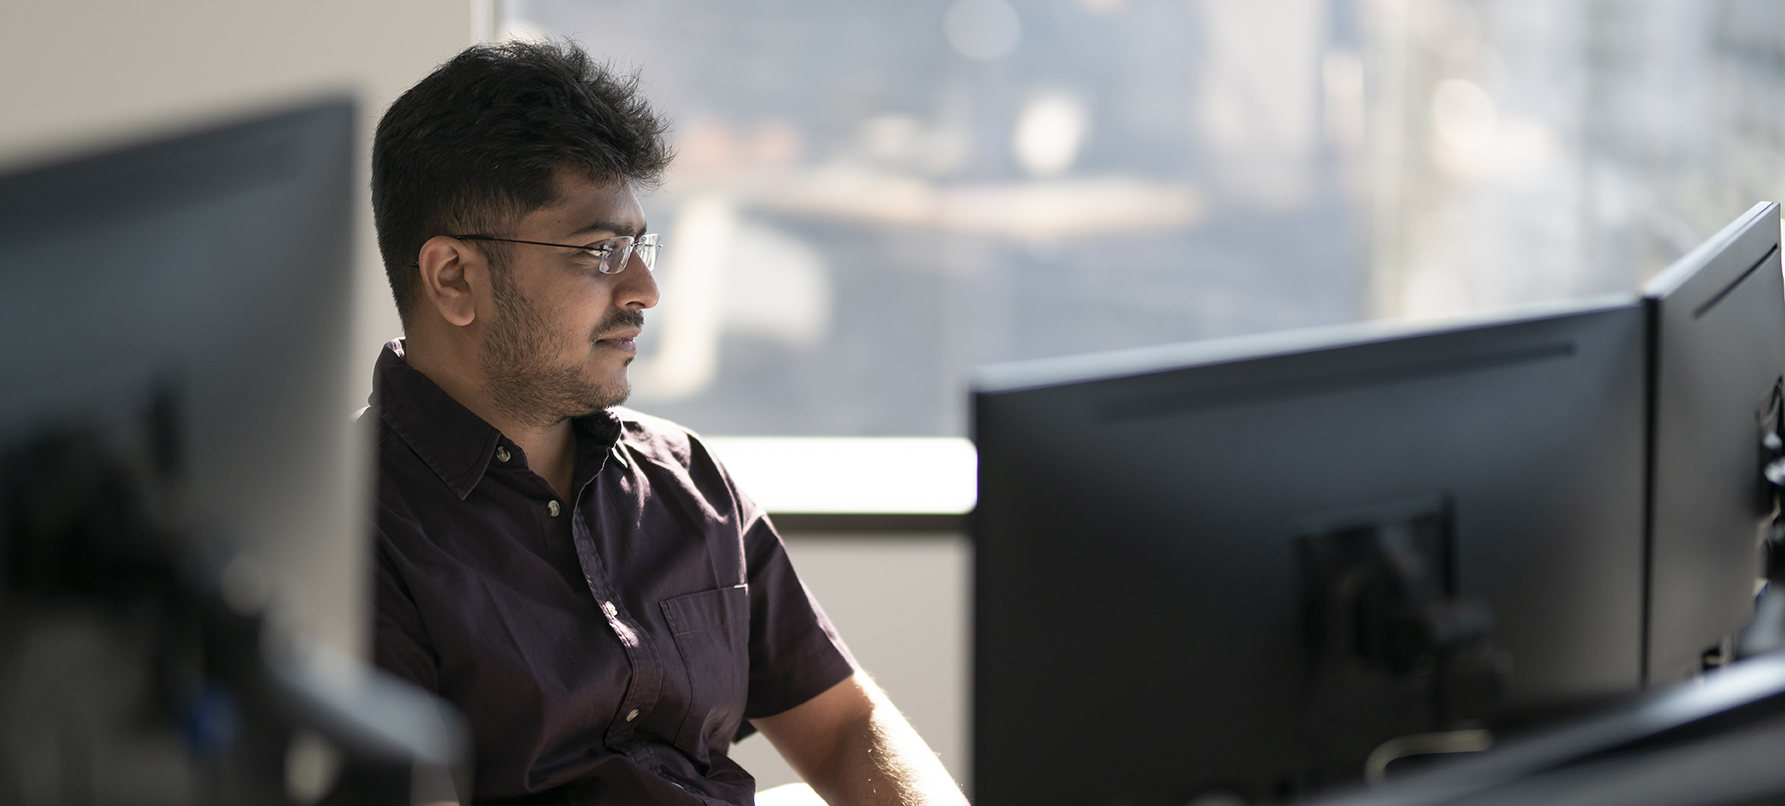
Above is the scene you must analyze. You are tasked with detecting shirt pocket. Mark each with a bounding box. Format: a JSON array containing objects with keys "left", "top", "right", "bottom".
[{"left": 660, "top": 584, "right": 750, "bottom": 762}]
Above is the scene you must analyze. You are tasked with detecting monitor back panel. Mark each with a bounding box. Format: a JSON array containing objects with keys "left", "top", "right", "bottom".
[
  {"left": 0, "top": 101, "right": 362, "bottom": 650},
  {"left": 973, "top": 301, "right": 1648, "bottom": 805},
  {"left": 1645, "top": 201, "right": 1785, "bottom": 685}
]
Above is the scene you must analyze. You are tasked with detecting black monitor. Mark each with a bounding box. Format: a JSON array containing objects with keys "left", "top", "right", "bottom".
[
  {"left": 0, "top": 101, "right": 365, "bottom": 644},
  {"left": 972, "top": 298, "right": 1650, "bottom": 805},
  {"left": 0, "top": 101, "right": 465, "bottom": 803},
  {"left": 1642, "top": 201, "right": 1785, "bottom": 685}
]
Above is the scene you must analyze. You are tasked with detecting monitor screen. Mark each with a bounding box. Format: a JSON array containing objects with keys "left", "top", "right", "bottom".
[{"left": 972, "top": 298, "right": 1649, "bottom": 804}]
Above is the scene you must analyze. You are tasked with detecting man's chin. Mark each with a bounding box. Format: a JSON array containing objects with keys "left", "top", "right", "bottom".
[
  {"left": 581, "top": 374, "right": 632, "bottom": 413},
  {"left": 604, "top": 383, "right": 632, "bottom": 410}
]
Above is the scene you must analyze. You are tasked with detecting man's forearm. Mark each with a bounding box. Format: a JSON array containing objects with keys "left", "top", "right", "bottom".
[
  {"left": 754, "top": 673, "right": 967, "bottom": 806},
  {"left": 813, "top": 691, "right": 962, "bottom": 805}
]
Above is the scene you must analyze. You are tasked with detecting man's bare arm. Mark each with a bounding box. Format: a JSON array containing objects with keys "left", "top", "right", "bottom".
[{"left": 751, "top": 672, "right": 968, "bottom": 806}]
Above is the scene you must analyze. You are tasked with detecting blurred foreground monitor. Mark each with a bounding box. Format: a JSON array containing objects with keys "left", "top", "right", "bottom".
[{"left": 0, "top": 100, "right": 466, "bottom": 804}]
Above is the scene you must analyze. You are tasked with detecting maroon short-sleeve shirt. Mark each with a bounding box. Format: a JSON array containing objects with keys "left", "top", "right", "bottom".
[{"left": 367, "top": 342, "right": 856, "bottom": 804}]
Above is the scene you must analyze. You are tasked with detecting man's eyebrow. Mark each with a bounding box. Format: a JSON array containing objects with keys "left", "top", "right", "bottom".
[{"left": 567, "top": 220, "right": 647, "bottom": 240}]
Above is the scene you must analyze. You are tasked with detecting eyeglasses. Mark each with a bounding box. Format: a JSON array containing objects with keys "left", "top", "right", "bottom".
[{"left": 439, "top": 233, "right": 662, "bottom": 275}]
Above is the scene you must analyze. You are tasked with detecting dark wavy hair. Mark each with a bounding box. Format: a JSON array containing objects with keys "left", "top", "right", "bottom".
[{"left": 372, "top": 40, "right": 672, "bottom": 326}]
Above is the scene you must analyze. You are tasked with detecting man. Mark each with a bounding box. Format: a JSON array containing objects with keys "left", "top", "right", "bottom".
[{"left": 366, "top": 41, "right": 966, "bottom": 805}]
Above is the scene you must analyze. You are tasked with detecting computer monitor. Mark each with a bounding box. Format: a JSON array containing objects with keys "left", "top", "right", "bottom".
[
  {"left": 1642, "top": 201, "right": 1785, "bottom": 685},
  {"left": 1293, "top": 200, "right": 1785, "bottom": 806},
  {"left": 0, "top": 101, "right": 464, "bottom": 803},
  {"left": 972, "top": 298, "right": 1650, "bottom": 805},
  {"left": 0, "top": 100, "right": 365, "bottom": 649}
]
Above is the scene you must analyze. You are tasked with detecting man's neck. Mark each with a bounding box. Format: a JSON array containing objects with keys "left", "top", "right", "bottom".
[{"left": 402, "top": 336, "right": 579, "bottom": 500}]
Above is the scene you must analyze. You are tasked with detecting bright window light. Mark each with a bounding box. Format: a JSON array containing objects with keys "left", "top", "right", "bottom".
[{"left": 703, "top": 437, "right": 977, "bottom": 514}]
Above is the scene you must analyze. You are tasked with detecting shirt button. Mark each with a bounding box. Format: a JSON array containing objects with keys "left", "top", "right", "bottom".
[
  {"left": 547, "top": 500, "right": 561, "bottom": 517},
  {"left": 495, "top": 446, "right": 511, "bottom": 463},
  {"left": 626, "top": 709, "right": 639, "bottom": 722},
  {"left": 602, "top": 600, "right": 617, "bottom": 617}
]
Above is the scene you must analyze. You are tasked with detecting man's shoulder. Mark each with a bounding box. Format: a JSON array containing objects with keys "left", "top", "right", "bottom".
[
  {"left": 606, "top": 406, "right": 712, "bottom": 469},
  {"left": 604, "top": 407, "right": 762, "bottom": 527},
  {"left": 606, "top": 405, "right": 689, "bottom": 436}
]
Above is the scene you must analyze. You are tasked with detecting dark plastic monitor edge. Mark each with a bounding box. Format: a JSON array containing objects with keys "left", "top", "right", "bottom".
[
  {"left": 1306, "top": 651, "right": 1785, "bottom": 806},
  {"left": 971, "top": 292, "right": 1638, "bottom": 397},
  {"left": 1640, "top": 293, "right": 1660, "bottom": 690},
  {"left": 0, "top": 97, "right": 358, "bottom": 249},
  {"left": 1640, "top": 201, "right": 1779, "bottom": 302},
  {"left": 0, "top": 91, "right": 358, "bottom": 181}
]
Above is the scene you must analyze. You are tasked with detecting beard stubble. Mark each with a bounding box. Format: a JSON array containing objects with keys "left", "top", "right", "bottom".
[{"left": 479, "top": 269, "right": 642, "bottom": 428}]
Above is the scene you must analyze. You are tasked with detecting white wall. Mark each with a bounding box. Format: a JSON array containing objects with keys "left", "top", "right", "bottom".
[{"left": 0, "top": 0, "right": 473, "bottom": 655}]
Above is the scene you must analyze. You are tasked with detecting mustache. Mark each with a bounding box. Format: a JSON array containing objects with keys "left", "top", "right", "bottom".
[{"left": 594, "top": 307, "right": 645, "bottom": 340}]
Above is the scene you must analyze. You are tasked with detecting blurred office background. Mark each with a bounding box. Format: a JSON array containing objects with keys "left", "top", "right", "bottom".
[
  {"left": 503, "top": 0, "right": 1785, "bottom": 440},
  {"left": 8, "top": 0, "right": 1785, "bottom": 794}
]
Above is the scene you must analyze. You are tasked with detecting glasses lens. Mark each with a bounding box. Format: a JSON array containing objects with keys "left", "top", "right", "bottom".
[
  {"left": 596, "top": 237, "right": 633, "bottom": 275},
  {"left": 635, "top": 234, "right": 660, "bottom": 270},
  {"left": 593, "top": 234, "right": 658, "bottom": 274}
]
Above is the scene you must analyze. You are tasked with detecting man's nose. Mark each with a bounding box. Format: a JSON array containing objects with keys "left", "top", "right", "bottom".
[{"left": 616, "top": 251, "right": 660, "bottom": 309}]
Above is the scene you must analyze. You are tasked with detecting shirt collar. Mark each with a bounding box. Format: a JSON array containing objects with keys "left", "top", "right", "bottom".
[{"left": 370, "top": 340, "right": 624, "bottom": 499}]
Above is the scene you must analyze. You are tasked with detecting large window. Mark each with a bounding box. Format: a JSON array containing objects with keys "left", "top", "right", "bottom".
[
  {"left": 503, "top": 0, "right": 1365, "bottom": 442},
  {"left": 499, "top": 0, "right": 1785, "bottom": 510},
  {"left": 1360, "top": 0, "right": 1785, "bottom": 318}
]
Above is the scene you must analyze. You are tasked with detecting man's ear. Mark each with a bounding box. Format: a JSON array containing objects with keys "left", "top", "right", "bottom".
[{"left": 415, "top": 236, "right": 484, "bottom": 328}]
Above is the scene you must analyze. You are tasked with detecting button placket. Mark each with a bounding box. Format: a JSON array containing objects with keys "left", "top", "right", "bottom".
[{"left": 568, "top": 486, "right": 662, "bottom": 747}]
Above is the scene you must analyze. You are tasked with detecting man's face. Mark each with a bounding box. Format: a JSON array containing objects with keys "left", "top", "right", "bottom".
[{"left": 477, "top": 168, "right": 659, "bottom": 427}]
